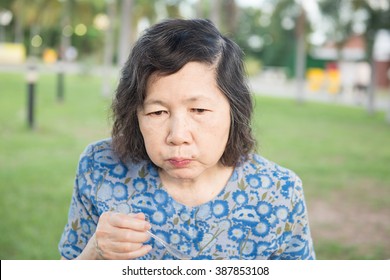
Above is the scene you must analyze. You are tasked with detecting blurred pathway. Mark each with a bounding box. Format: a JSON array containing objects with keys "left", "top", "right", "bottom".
[{"left": 249, "top": 74, "right": 390, "bottom": 112}]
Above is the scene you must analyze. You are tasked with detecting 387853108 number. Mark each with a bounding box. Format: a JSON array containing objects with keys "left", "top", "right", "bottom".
[{"left": 215, "top": 266, "right": 269, "bottom": 276}]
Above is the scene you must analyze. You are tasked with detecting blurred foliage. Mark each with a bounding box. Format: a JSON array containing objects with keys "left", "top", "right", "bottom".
[
  {"left": 244, "top": 56, "right": 262, "bottom": 76},
  {"left": 319, "top": 0, "right": 390, "bottom": 53},
  {"left": 0, "top": 0, "right": 389, "bottom": 69}
]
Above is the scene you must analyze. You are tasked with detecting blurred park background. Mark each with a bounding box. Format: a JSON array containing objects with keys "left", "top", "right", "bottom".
[{"left": 0, "top": 0, "right": 390, "bottom": 260}]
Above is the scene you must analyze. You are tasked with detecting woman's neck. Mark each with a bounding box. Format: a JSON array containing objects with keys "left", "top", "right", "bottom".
[{"left": 158, "top": 164, "right": 234, "bottom": 207}]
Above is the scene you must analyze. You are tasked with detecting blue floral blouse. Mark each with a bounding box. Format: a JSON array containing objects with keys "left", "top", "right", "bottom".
[{"left": 58, "top": 139, "right": 315, "bottom": 260}]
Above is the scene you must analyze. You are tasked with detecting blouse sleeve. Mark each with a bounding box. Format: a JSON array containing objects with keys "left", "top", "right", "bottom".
[
  {"left": 58, "top": 145, "right": 100, "bottom": 259},
  {"left": 274, "top": 175, "right": 316, "bottom": 260}
]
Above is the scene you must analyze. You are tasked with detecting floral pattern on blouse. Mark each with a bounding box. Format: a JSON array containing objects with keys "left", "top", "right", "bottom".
[{"left": 58, "top": 139, "right": 315, "bottom": 260}]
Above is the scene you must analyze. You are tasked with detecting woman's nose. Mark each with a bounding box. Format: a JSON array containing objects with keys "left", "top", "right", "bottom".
[{"left": 166, "top": 116, "right": 192, "bottom": 145}]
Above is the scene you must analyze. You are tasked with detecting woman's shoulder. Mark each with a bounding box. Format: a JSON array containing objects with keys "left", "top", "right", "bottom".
[
  {"left": 80, "top": 138, "right": 117, "bottom": 164},
  {"left": 241, "top": 153, "right": 300, "bottom": 181},
  {"left": 77, "top": 138, "right": 147, "bottom": 174},
  {"left": 81, "top": 138, "right": 114, "bottom": 156}
]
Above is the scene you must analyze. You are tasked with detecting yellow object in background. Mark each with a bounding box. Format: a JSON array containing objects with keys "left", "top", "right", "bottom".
[
  {"left": 43, "top": 48, "right": 57, "bottom": 64},
  {"left": 326, "top": 69, "right": 341, "bottom": 94},
  {"left": 0, "top": 43, "right": 26, "bottom": 64},
  {"left": 306, "top": 67, "right": 341, "bottom": 94},
  {"left": 307, "top": 68, "right": 325, "bottom": 92}
]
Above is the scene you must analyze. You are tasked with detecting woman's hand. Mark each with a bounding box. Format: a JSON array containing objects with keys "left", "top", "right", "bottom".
[{"left": 86, "top": 212, "right": 152, "bottom": 260}]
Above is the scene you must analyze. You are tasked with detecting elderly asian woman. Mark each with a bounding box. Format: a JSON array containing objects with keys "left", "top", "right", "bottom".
[{"left": 59, "top": 19, "right": 315, "bottom": 260}]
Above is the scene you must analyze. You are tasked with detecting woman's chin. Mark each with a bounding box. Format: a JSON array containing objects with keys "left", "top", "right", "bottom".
[{"left": 160, "top": 168, "right": 200, "bottom": 182}]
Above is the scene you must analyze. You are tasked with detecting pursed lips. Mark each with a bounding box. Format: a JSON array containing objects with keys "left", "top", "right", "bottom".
[{"left": 167, "top": 157, "right": 192, "bottom": 168}]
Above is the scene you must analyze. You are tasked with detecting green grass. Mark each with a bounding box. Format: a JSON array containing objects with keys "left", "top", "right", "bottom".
[
  {"left": 252, "top": 96, "right": 390, "bottom": 198},
  {"left": 0, "top": 72, "right": 112, "bottom": 259},
  {"left": 1, "top": 71, "right": 389, "bottom": 259}
]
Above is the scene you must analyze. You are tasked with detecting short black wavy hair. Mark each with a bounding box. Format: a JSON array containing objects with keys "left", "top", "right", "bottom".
[{"left": 111, "top": 18, "right": 255, "bottom": 166}]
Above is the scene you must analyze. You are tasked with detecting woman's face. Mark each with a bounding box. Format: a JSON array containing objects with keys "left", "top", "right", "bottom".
[{"left": 137, "top": 62, "right": 231, "bottom": 183}]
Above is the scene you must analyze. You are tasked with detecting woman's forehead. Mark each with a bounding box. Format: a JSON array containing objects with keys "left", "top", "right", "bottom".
[
  {"left": 147, "top": 62, "right": 216, "bottom": 83},
  {"left": 144, "top": 62, "right": 223, "bottom": 102}
]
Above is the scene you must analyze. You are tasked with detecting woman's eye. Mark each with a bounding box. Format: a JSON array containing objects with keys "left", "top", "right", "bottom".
[
  {"left": 191, "top": 108, "right": 207, "bottom": 113},
  {"left": 148, "top": 110, "right": 167, "bottom": 116}
]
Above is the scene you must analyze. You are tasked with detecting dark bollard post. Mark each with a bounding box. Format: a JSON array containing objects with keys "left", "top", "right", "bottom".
[{"left": 26, "top": 65, "right": 38, "bottom": 129}]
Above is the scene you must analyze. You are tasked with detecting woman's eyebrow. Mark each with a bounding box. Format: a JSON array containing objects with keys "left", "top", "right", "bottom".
[
  {"left": 185, "top": 96, "right": 213, "bottom": 103},
  {"left": 144, "top": 95, "right": 214, "bottom": 106},
  {"left": 143, "top": 99, "right": 168, "bottom": 106}
]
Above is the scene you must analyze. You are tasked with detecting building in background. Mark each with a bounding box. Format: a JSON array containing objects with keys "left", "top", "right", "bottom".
[
  {"left": 373, "top": 29, "right": 390, "bottom": 89},
  {"left": 309, "top": 30, "right": 390, "bottom": 95}
]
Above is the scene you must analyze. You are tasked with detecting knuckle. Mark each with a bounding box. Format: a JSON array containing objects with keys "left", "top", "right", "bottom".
[
  {"left": 140, "top": 232, "right": 150, "bottom": 242},
  {"left": 124, "top": 231, "right": 135, "bottom": 241},
  {"left": 124, "top": 242, "right": 140, "bottom": 252},
  {"left": 100, "top": 211, "right": 111, "bottom": 220},
  {"left": 95, "top": 228, "right": 107, "bottom": 239}
]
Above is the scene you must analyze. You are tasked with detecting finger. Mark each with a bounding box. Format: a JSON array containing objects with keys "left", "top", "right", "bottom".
[
  {"left": 118, "top": 228, "right": 150, "bottom": 243},
  {"left": 109, "top": 212, "right": 151, "bottom": 231},
  {"left": 131, "top": 212, "right": 147, "bottom": 220},
  {"left": 107, "top": 241, "right": 144, "bottom": 254},
  {"left": 126, "top": 245, "right": 152, "bottom": 260},
  {"left": 100, "top": 245, "right": 152, "bottom": 260},
  {"left": 96, "top": 224, "right": 150, "bottom": 244},
  {"left": 97, "top": 238, "right": 143, "bottom": 255}
]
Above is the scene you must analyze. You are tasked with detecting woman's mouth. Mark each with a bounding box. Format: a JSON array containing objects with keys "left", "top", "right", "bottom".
[{"left": 168, "top": 158, "right": 191, "bottom": 168}]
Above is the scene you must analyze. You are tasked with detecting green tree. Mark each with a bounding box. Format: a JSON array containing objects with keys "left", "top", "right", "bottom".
[{"left": 3, "top": 0, "right": 107, "bottom": 58}]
